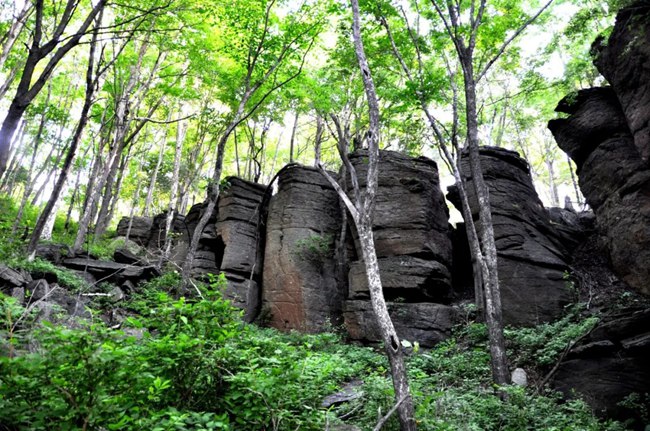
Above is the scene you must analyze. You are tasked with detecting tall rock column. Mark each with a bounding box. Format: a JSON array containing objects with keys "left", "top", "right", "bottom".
[
  {"left": 262, "top": 165, "right": 344, "bottom": 332},
  {"left": 343, "top": 150, "right": 457, "bottom": 347},
  {"left": 215, "top": 177, "right": 267, "bottom": 321},
  {"left": 448, "top": 147, "right": 572, "bottom": 326},
  {"left": 593, "top": 2, "right": 650, "bottom": 163},
  {"left": 549, "top": 87, "right": 650, "bottom": 297}
]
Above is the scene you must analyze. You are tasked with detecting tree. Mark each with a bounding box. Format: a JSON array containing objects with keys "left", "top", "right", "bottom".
[
  {"left": 0, "top": 0, "right": 107, "bottom": 181},
  {"left": 318, "top": 1, "right": 416, "bottom": 428},
  {"left": 181, "top": 0, "right": 323, "bottom": 286}
]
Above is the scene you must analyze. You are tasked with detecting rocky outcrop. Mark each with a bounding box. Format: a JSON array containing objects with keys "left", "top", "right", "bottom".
[
  {"left": 593, "top": 3, "right": 650, "bottom": 163},
  {"left": 342, "top": 151, "right": 457, "bottom": 345},
  {"left": 262, "top": 165, "right": 344, "bottom": 332},
  {"left": 549, "top": 88, "right": 650, "bottom": 297},
  {"left": 215, "top": 177, "right": 266, "bottom": 320},
  {"left": 147, "top": 212, "right": 186, "bottom": 251},
  {"left": 552, "top": 308, "right": 650, "bottom": 425},
  {"left": 344, "top": 300, "right": 456, "bottom": 347},
  {"left": 116, "top": 216, "right": 153, "bottom": 246},
  {"left": 448, "top": 147, "right": 572, "bottom": 326},
  {"left": 182, "top": 202, "right": 220, "bottom": 275}
]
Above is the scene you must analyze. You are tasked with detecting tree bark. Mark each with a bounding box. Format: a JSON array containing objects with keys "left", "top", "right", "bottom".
[{"left": 461, "top": 56, "right": 509, "bottom": 386}]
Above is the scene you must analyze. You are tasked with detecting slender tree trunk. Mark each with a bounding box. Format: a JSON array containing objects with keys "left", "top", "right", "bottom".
[
  {"left": 11, "top": 86, "right": 51, "bottom": 237},
  {"left": 314, "top": 115, "right": 324, "bottom": 166},
  {"left": 144, "top": 124, "right": 169, "bottom": 216},
  {"left": 567, "top": 155, "right": 582, "bottom": 206},
  {"left": 164, "top": 111, "right": 187, "bottom": 259},
  {"left": 0, "top": 2, "right": 33, "bottom": 70},
  {"left": 0, "top": 119, "right": 26, "bottom": 193},
  {"left": 289, "top": 111, "right": 299, "bottom": 163},
  {"left": 0, "top": 62, "right": 21, "bottom": 101},
  {"left": 462, "top": 58, "right": 509, "bottom": 386}
]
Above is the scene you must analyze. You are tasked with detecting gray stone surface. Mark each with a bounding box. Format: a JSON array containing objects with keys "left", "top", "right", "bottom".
[
  {"left": 216, "top": 177, "right": 266, "bottom": 320},
  {"left": 552, "top": 308, "right": 650, "bottom": 424},
  {"left": 343, "top": 300, "right": 457, "bottom": 348},
  {"left": 263, "top": 165, "right": 344, "bottom": 332},
  {"left": 116, "top": 216, "right": 153, "bottom": 245},
  {"left": 448, "top": 147, "right": 572, "bottom": 325},
  {"left": 550, "top": 87, "right": 650, "bottom": 297},
  {"left": 593, "top": 3, "right": 650, "bottom": 163},
  {"left": 0, "top": 264, "right": 31, "bottom": 288}
]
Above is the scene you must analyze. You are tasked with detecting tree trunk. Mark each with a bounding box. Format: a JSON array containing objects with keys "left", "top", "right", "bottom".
[
  {"left": 289, "top": 111, "right": 299, "bottom": 163},
  {"left": 0, "top": 0, "right": 107, "bottom": 181},
  {"left": 0, "top": 2, "right": 34, "bottom": 70},
  {"left": 314, "top": 114, "right": 324, "bottom": 166},
  {"left": 462, "top": 57, "right": 509, "bottom": 386},
  {"left": 163, "top": 111, "right": 187, "bottom": 259},
  {"left": 144, "top": 123, "right": 169, "bottom": 216}
]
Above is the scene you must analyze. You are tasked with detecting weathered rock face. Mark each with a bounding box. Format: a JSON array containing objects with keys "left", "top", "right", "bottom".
[
  {"left": 346, "top": 150, "right": 453, "bottom": 301},
  {"left": 549, "top": 87, "right": 650, "bottom": 297},
  {"left": 342, "top": 150, "right": 457, "bottom": 346},
  {"left": 182, "top": 202, "right": 219, "bottom": 275},
  {"left": 448, "top": 147, "right": 572, "bottom": 326},
  {"left": 215, "top": 177, "right": 266, "bottom": 320},
  {"left": 147, "top": 212, "right": 186, "bottom": 251},
  {"left": 552, "top": 308, "right": 650, "bottom": 425},
  {"left": 593, "top": 3, "right": 650, "bottom": 163},
  {"left": 116, "top": 216, "right": 153, "bottom": 245},
  {"left": 344, "top": 300, "right": 457, "bottom": 347},
  {"left": 262, "top": 165, "right": 344, "bottom": 332}
]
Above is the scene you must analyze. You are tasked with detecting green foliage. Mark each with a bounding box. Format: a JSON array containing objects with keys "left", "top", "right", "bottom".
[
  {"left": 0, "top": 270, "right": 624, "bottom": 430},
  {"left": 506, "top": 307, "right": 600, "bottom": 367},
  {"left": 292, "top": 233, "right": 334, "bottom": 263},
  {"left": 7, "top": 257, "right": 89, "bottom": 292}
]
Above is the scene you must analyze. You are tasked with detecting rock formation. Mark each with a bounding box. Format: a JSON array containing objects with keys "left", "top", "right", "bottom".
[
  {"left": 552, "top": 307, "right": 650, "bottom": 424},
  {"left": 262, "top": 165, "right": 344, "bottom": 332},
  {"left": 215, "top": 177, "right": 266, "bottom": 320},
  {"left": 342, "top": 150, "right": 457, "bottom": 346},
  {"left": 448, "top": 147, "right": 572, "bottom": 326},
  {"left": 548, "top": 2, "right": 650, "bottom": 298},
  {"left": 546, "top": 3, "right": 650, "bottom": 425},
  {"left": 593, "top": 3, "right": 650, "bottom": 163}
]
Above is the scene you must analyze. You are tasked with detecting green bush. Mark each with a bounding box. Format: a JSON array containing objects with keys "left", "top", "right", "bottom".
[{"left": 0, "top": 273, "right": 626, "bottom": 431}]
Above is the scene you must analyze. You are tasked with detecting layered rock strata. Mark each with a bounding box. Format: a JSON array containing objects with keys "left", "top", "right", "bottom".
[
  {"left": 216, "top": 177, "right": 266, "bottom": 320},
  {"left": 548, "top": 87, "right": 650, "bottom": 297},
  {"left": 342, "top": 150, "right": 457, "bottom": 346},
  {"left": 262, "top": 165, "right": 344, "bottom": 332},
  {"left": 593, "top": 3, "right": 650, "bottom": 163},
  {"left": 448, "top": 147, "right": 572, "bottom": 326}
]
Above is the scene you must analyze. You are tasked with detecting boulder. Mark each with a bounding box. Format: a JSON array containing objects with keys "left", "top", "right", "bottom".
[
  {"left": 116, "top": 216, "right": 152, "bottom": 245},
  {"left": 549, "top": 87, "right": 650, "bottom": 297},
  {"left": 593, "top": 2, "right": 650, "bottom": 163},
  {"left": 61, "top": 257, "right": 159, "bottom": 285},
  {"left": 552, "top": 308, "right": 650, "bottom": 426},
  {"left": 34, "top": 243, "right": 70, "bottom": 265},
  {"left": 113, "top": 248, "right": 142, "bottom": 265},
  {"left": 262, "top": 165, "right": 344, "bottom": 332},
  {"left": 343, "top": 300, "right": 457, "bottom": 348},
  {"left": 448, "top": 147, "right": 572, "bottom": 326},
  {"left": 0, "top": 264, "right": 31, "bottom": 290},
  {"left": 31, "top": 284, "right": 91, "bottom": 323}
]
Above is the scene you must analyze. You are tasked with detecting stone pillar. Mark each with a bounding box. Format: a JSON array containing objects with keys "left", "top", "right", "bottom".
[{"left": 262, "top": 165, "right": 344, "bottom": 332}]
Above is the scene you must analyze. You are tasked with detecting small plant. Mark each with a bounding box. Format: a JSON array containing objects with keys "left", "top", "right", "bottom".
[{"left": 292, "top": 233, "right": 333, "bottom": 264}]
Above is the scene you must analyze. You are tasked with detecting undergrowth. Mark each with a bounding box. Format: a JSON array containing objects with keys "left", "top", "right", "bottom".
[{"left": 0, "top": 272, "right": 630, "bottom": 430}]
